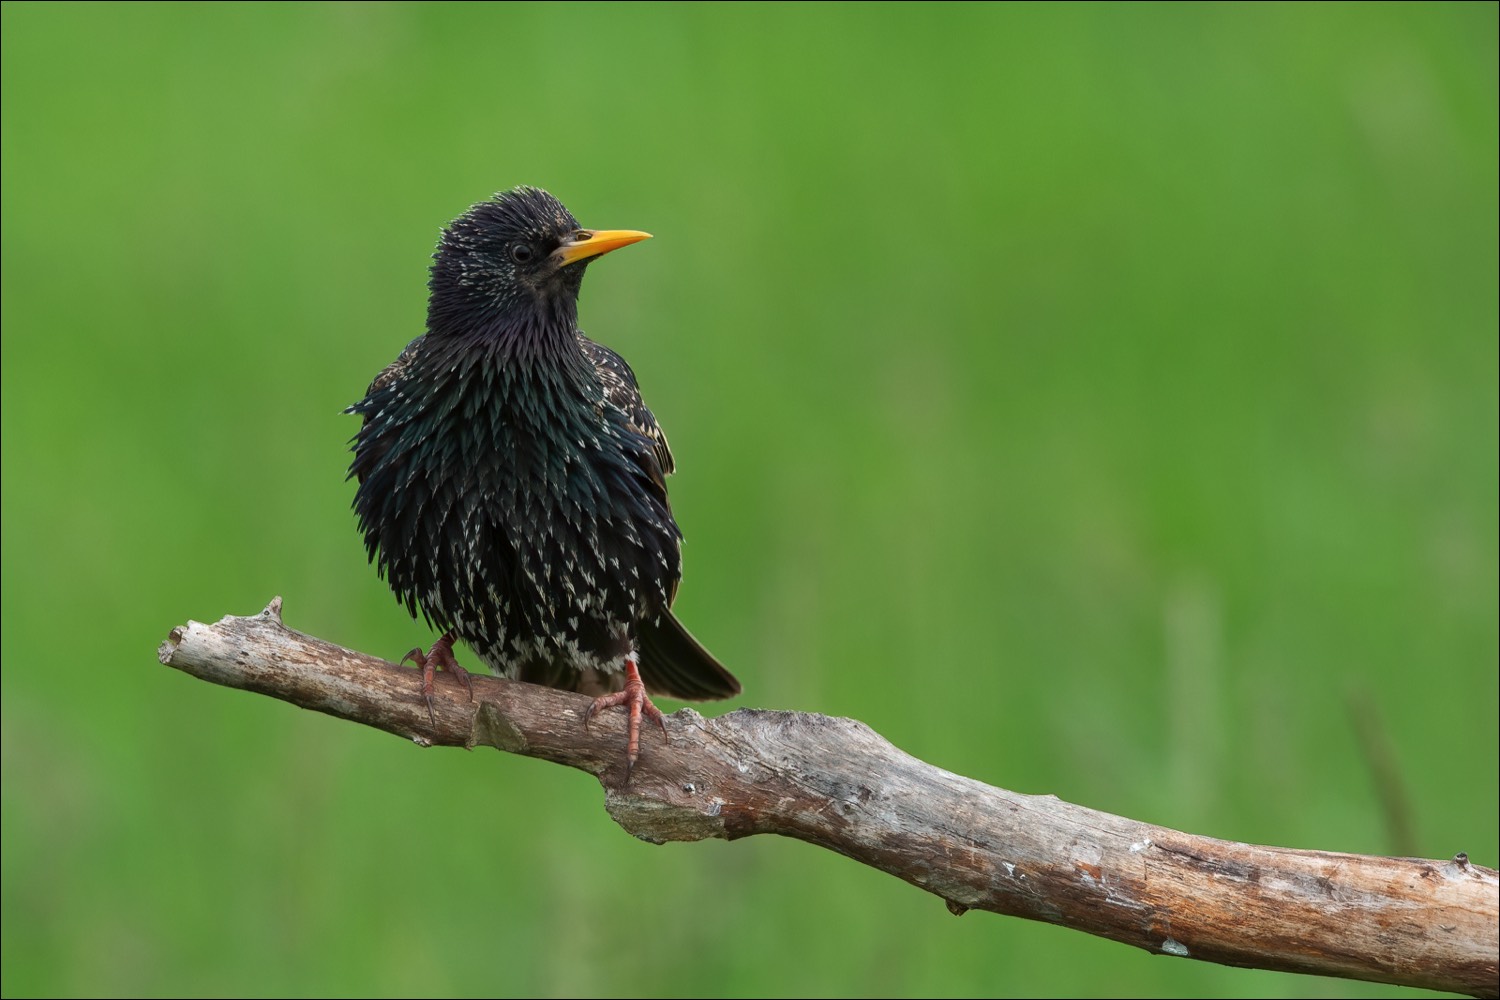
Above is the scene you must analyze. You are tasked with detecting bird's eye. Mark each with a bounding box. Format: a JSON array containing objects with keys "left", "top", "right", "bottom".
[{"left": 510, "top": 244, "right": 534, "bottom": 264}]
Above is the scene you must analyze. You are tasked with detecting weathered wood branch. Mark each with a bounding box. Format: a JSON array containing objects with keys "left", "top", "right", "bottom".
[{"left": 158, "top": 598, "right": 1499, "bottom": 997}]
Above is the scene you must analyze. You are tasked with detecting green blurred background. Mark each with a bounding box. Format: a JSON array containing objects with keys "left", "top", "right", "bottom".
[{"left": 3, "top": 3, "right": 1495, "bottom": 997}]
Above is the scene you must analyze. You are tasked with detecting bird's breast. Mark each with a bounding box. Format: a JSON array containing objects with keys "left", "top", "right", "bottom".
[{"left": 352, "top": 358, "right": 682, "bottom": 673}]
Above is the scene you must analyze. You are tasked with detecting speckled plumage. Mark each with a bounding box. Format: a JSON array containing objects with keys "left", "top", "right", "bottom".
[{"left": 347, "top": 187, "right": 738, "bottom": 710}]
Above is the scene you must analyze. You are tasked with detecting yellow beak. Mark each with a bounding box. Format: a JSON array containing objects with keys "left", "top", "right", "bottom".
[{"left": 553, "top": 229, "right": 652, "bottom": 267}]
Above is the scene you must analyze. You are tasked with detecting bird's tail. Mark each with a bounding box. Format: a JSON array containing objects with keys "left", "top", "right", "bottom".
[{"left": 637, "top": 612, "right": 741, "bottom": 701}]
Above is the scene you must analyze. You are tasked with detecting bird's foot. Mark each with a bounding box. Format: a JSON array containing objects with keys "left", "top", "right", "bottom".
[
  {"left": 584, "top": 653, "right": 666, "bottom": 770},
  {"left": 402, "top": 630, "right": 474, "bottom": 724}
]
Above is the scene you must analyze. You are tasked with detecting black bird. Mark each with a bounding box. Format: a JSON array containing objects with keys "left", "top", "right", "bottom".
[{"left": 347, "top": 186, "right": 739, "bottom": 763}]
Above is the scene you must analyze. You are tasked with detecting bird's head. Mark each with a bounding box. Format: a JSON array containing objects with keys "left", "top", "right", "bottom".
[{"left": 427, "top": 186, "right": 650, "bottom": 334}]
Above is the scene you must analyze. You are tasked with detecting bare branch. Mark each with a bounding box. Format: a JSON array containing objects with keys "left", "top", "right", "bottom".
[{"left": 159, "top": 598, "right": 1499, "bottom": 998}]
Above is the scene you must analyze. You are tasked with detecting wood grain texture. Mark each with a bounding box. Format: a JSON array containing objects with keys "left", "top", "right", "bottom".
[{"left": 159, "top": 598, "right": 1499, "bottom": 997}]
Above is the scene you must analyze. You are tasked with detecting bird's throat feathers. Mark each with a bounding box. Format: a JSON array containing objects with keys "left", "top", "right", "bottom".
[
  {"left": 411, "top": 328, "right": 600, "bottom": 444},
  {"left": 427, "top": 276, "right": 579, "bottom": 346}
]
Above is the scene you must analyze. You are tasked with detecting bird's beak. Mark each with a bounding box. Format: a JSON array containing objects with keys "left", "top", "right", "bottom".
[{"left": 554, "top": 229, "right": 652, "bottom": 267}]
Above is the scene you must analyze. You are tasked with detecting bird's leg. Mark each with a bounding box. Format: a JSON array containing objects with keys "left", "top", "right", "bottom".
[
  {"left": 402, "top": 630, "right": 474, "bottom": 724},
  {"left": 583, "top": 652, "right": 667, "bottom": 769}
]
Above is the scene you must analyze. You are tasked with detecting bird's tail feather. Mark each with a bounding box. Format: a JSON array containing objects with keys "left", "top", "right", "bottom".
[{"left": 637, "top": 612, "right": 741, "bottom": 701}]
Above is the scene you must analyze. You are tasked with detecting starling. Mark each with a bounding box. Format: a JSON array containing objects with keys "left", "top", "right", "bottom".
[{"left": 347, "top": 186, "right": 739, "bottom": 764}]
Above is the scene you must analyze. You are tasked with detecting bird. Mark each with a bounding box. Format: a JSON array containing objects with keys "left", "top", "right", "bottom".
[{"left": 346, "top": 185, "right": 739, "bottom": 765}]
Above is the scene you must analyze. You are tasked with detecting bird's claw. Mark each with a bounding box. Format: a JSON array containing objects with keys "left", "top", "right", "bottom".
[
  {"left": 585, "top": 654, "right": 666, "bottom": 770},
  {"left": 402, "top": 631, "right": 473, "bottom": 725}
]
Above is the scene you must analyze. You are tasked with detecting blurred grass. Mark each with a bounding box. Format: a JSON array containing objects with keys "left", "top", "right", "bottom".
[{"left": 2, "top": 2, "right": 1495, "bottom": 996}]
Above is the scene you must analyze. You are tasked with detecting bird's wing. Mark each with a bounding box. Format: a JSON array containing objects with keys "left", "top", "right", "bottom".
[
  {"left": 363, "top": 335, "right": 425, "bottom": 398},
  {"left": 578, "top": 333, "right": 676, "bottom": 477},
  {"left": 346, "top": 336, "right": 424, "bottom": 483}
]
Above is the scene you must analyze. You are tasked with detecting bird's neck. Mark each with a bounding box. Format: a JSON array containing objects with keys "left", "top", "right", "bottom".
[
  {"left": 425, "top": 295, "right": 601, "bottom": 410},
  {"left": 429, "top": 289, "right": 577, "bottom": 342}
]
